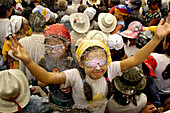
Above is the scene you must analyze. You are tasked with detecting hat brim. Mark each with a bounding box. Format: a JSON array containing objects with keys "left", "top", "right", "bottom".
[
  {"left": 88, "top": 0, "right": 100, "bottom": 5},
  {"left": 114, "top": 76, "right": 146, "bottom": 95},
  {"left": 0, "top": 69, "right": 30, "bottom": 112},
  {"left": 98, "top": 13, "right": 117, "bottom": 33},
  {"left": 86, "top": 30, "right": 108, "bottom": 43},
  {"left": 119, "top": 30, "right": 141, "bottom": 39},
  {"left": 144, "top": 62, "right": 157, "bottom": 78},
  {"left": 70, "top": 13, "right": 90, "bottom": 33}
]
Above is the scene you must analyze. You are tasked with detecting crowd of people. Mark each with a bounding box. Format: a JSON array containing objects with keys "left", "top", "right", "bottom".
[{"left": 0, "top": 0, "right": 170, "bottom": 113}]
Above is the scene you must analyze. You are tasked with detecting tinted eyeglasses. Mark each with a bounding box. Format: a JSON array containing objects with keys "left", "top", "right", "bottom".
[
  {"left": 83, "top": 59, "right": 108, "bottom": 68},
  {"left": 44, "top": 44, "right": 65, "bottom": 51}
]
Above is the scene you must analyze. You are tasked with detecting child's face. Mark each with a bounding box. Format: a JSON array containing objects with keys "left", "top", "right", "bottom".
[
  {"left": 80, "top": 49, "right": 107, "bottom": 79},
  {"left": 114, "top": 12, "right": 123, "bottom": 20},
  {"left": 45, "top": 37, "right": 66, "bottom": 59}
]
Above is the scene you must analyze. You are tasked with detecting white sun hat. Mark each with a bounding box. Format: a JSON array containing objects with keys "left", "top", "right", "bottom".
[
  {"left": 86, "top": 30, "right": 108, "bottom": 44},
  {"left": 107, "top": 34, "right": 124, "bottom": 50},
  {"left": 0, "top": 69, "right": 30, "bottom": 113},
  {"left": 98, "top": 13, "right": 117, "bottom": 33},
  {"left": 70, "top": 13, "right": 90, "bottom": 33}
]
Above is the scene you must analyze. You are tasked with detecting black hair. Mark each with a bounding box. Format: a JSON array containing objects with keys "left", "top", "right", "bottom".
[
  {"left": 79, "top": 46, "right": 113, "bottom": 101},
  {"left": 29, "top": 12, "right": 46, "bottom": 32},
  {"left": 110, "top": 47, "right": 125, "bottom": 61},
  {"left": 164, "top": 33, "right": 170, "bottom": 56},
  {"left": 162, "top": 63, "right": 170, "bottom": 80},
  {"left": 147, "top": 0, "right": 162, "bottom": 9},
  {"left": 0, "top": 0, "right": 15, "bottom": 17}
]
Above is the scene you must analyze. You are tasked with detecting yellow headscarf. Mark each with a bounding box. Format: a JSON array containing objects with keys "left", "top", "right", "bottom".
[{"left": 76, "top": 40, "right": 112, "bottom": 65}]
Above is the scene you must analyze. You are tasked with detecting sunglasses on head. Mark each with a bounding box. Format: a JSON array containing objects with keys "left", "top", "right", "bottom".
[
  {"left": 83, "top": 59, "right": 108, "bottom": 68},
  {"left": 44, "top": 44, "right": 65, "bottom": 51}
]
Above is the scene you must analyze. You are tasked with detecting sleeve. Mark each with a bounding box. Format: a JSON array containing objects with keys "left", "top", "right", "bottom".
[
  {"left": 63, "top": 68, "right": 80, "bottom": 87},
  {"left": 107, "top": 61, "right": 122, "bottom": 80}
]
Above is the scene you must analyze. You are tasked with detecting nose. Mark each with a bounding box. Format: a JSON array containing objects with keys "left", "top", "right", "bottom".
[{"left": 95, "top": 64, "right": 101, "bottom": 70}]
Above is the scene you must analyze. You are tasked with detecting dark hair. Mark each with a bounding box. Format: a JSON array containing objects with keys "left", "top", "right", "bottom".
[
  {"left": 0, "top": 0, "right": 15, "bottom": 17},
  {"left": 147, "top": 0, "right": 162, "bottom": 9},
  {"left": 110, "top": 47, "right": 125, "bottom": 61},
  {"left": 79, "top": 46, "right": 113, "bottom": 101},
  {"left": 162, "top": 63, "right": 170, "bottom": 80},
  {"left": 78, "top": 5, "right": 86, "bottom": 13},
  {"left": 164, "top": 33, "right": 170, "bottom": 56},
  {"left": 29, "top": 12, "right": 46, "bottom": 32}
]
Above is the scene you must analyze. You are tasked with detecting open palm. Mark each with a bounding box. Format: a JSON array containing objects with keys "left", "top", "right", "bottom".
[
  {"left": 155, "top": 13, "right": 170, "bottom": 40},
  {"left": 7, "top": 35, "right": 31, "bottom": 65}
]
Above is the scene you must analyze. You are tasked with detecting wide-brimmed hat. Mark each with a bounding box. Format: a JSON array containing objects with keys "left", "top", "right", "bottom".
[
  {"left": 70, "top": 13, "right": 90, "bottom": 33},
  {"left": 32, "top": 5, "right": 51, "bottom": 22},
  {"left": 86, "top": 30, "right": 108, "bottom": 44},
  {"left": 87, "top": 0, "right": 100, "bottom": 5},
  {"left": 107, "top": 34, "right": 124, "bottom": 50},
  {"left": 119, "top": 21, "right": 144, "bottom": 39},
  {"left": 143, "top": 55, "right": 157, "bottom": 77},
  {"left": 44, "top": 23, "right": 71, "bottom": 43},
  {"left": 98, "top": 13, "right": 117, "bottom": 33},
  {"left": 76, "top": 40, "right": 112, "bottom": 65},
  {"left": 114, "top": 65, "right": 146, "bottom": 95},
  {"left": 0, "top": 69, "right": 30, "bottom": 112}
]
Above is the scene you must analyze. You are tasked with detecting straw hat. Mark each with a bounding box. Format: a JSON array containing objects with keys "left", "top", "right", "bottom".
[
  {"left": 114, "top": 65, "right": 146, "bottom": 95},
  {"left": 87, "top": 0, "right": 100, "bottom": 5},
  {"left": 70, "top": 13, "right": 90, "bottom": 33},
  {"left": 86, "top": 30, "right": 108, "bottom": 44},
  {"left": 0, "top": 69, "right": 30, "bottom": 112},
  {"left": 98, "top": 13, "right": 117, "bottom": 33}
]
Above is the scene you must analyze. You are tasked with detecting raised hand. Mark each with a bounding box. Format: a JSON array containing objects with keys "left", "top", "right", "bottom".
[
  {"left": 7, "top": 35, "right": 31, "bottom": 65},
  {"left": 155, "top": 13, "right": 170, "bottom": 40}
]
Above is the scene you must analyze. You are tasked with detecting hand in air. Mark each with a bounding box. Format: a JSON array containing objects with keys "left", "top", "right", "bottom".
[{"left": 7, "top": 35, "right": 31, "bottom": 64}]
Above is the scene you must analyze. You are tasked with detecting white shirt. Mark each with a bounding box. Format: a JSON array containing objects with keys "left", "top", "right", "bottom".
[
  {"left": 151, "top": 53, "right": 170, "bottom": 94},
  {"left": 107, "top": 93, "right": 147, "bottom": 113},
  {"left": 0, "top": 18, "right": 11, "bottom": 48},
  {"left": 124, "top": 42, "right": 139, "bottom": 58},
  {"left": 63, "top": 61, "right": 122, "bottom": 113}
]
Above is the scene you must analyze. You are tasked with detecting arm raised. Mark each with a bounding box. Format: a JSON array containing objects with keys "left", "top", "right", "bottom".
[
  {"left": 8, "top": 35, "right": 66, "bottom": 84},
  {"left": 120, "top": 13, "right": 170, "bottom": 71}
]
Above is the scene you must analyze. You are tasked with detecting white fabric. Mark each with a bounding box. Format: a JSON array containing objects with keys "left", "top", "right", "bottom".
[
  {"left": 70, "top": 30, "right": 86, "bottom": 59},
  {"left": 19, "top": 34, "right": 45, "bottom": 85},
  {"left": 10, "top": 15, "right": 23, "bottom": 34},
  {"left": 151, "top": 53, "right": 170, "bottom": 94},
  {"left": 107, "top": 93, "right": 147, "bottom": 113},
  {"left": 124, "top": 41, "right": 139, "bottom": 58},
  {"left": 0, "top": 18, "right": 11, "bottom": 48},
  {"left": 63, "top": 61, "right": 121, "bottom": 113}
]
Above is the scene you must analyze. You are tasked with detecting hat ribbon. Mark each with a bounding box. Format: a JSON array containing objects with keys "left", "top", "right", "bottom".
[
  {"left": 119, "top": 75, "right": 142, "bottom": 86},
  {"left": 0, "top": 83, "right": 22, "bottom": 113}
]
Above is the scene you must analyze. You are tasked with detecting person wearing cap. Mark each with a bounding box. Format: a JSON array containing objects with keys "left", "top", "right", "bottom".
[
  {"left": 38, "top": 23, "right": 74, "bottom": 112},
  {"left": 142, "top": 55, "right": 161, "bottom": 109},
  {"left": 2, "top": 15, "right": 30, "bottom": 69},
  {"left": 106, "top": 65, "right": 148, "bottom": 113},
  {"left": 119, "top": 21, "right": 145, "bottom": 58},
  {"left": 70, "top": 13, "right": 90, "bottom": 60},
  {"left": 0, "top": 69, "right": 51, "bottom": 113},
  {"left": 18, "top": 12, "right": 46, "bottom": 85},
  {"left": 7, "top": 13, "right": 170, "bottom": 113},
  {"left": 124, "top": 0, "right": 145, "bottom": 30},
  {"left": 144, "top": 0, "right": 162, "bottom": 27},
  {"left": 107, "top": 34, "right": 127, "bottom": 61},
  {"left": 109, "top": 4, "right": 131, "bottom": 34}
]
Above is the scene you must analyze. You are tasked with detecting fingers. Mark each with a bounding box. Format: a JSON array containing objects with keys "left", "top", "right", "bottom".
[
  {"left": 158, "top": 18, "right": 164, "bottom": 26},
  {"left": 165, "top": 13, "right": 170, "bottom": 23}
]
